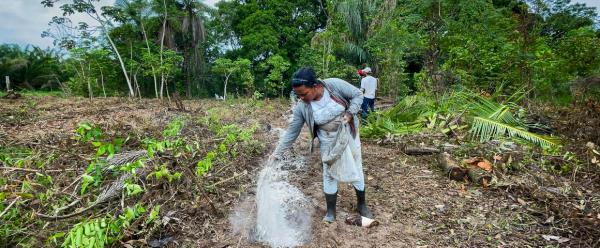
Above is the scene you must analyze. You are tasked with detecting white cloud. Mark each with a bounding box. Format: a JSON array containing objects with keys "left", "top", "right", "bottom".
[
  {"left": 0, "top": 0, "right": 115, "bottom": 48},
  {"left": 577, "top": 0, "right": 600, "bottom": 10}
]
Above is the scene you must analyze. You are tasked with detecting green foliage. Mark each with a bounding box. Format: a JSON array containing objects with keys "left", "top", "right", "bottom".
[
  {"left": 212, "top": 58, "right": 253, "bottom": 98},
  {"left": 363, "top": 90, "right": 561, "bottom": 149},
  {"left": 61, "top": 204, "right": 146, "bottom": 248},
  {"left": 195, "top": 111, "right": 261, "bottom": 177},
  {"left": 212, "top": 0, "right": 327, "bottom": 63},
  {"left": 118, "top": 204, "right": 146, "bottom": 228},
  {"left": 146, "top": 205, "right": 161, "bottom": 225},
  {"left": 196, "top": 151, "right": 216, "bottom": 176},
  {"left": 555, "top": 27, "right": 600, "bottom": 77},
  {"left": 470, "top": 116, "right": 560, "bottom": 148},
  {"left": 0, "top": 196, "right": 30, "bottom": 246},
  {"left": 124, "top": 181, "right": 144, "bottom": 196},
  {"left": 80, "top": 174, "right": 96, "bottom": 195},
  {"left": 119, "top": 159, "right": 145, "bottom": 175},
  {"left": 75, "top": 122, "right": 127, "bottom": 194},
  {"left": 361, "top": 94, "right": 435, "bottom": 137},
  {"left": 158, "top": 50, "right": 184, "bottom": 81},
  {"left": 261, "top": 55, "right": 291, "bottom": 97},
  {"left": 24, "top": 0, "right": 599, "bottom": 101},
  {"left": 145, "top": 119, "right": 188, "bottom": 159},
  {"left": 0, "top": 44, "right": 66, "bottom": 91},
  {"left": 163, "top": 118, "right": 184, "bottom": 137},
  {"left": 75, "top": 122, "right": 103, "bottom": 142},
  {"left": 366, "top": 18, "right": 416, "bottom": 96},
  {"left": 62, "top": 218, "right": 109, "bottom": 248},
  {"left": 0, "top": 146, "right": 32, "bottom": 167},
  {"left": 464, "top": 93, "right": 561, "bottom": 148},
  {"left": 147, "top": 164, "right": 182, "bottom": 183},
  {"left": 64, "top": 48, "right": 119, "bottom": 97}
]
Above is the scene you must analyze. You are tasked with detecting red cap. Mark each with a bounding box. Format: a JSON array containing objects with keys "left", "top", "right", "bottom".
[{"left": 357, "top": 70, "right": 366, "bottom": 76}]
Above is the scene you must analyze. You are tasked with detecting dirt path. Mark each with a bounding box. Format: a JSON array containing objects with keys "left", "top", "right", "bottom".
[
  {"left": 219, "top": 106, "right": 541, "bottom": 248},
  {"left": 227, "top": 146, "right": 538, "bottom": 247}
]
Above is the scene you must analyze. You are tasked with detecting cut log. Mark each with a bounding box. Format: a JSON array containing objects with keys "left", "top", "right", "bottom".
[
  {"left": 404, "top": 146, "right": 441, "bottom": 155},
  {"left": 437, "top": 152, "right": 467, "bottom": 181},
  {"left": 467, "top": 167, "right": 492, "bottom": 185}
]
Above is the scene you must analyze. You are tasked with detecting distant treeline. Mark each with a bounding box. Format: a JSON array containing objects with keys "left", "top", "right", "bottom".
[{"left": 0, "top": 0, "right": 598, "bottom": 102}]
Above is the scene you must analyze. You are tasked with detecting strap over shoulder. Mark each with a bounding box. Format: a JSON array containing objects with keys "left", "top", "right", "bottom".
[{"left": 327, "top": 87, "right": 357, "bottom": 139}]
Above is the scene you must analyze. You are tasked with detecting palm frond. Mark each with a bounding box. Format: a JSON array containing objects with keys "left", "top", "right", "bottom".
[
  {"left": 456, "top": 91, "right": 561, "bottom": 148},
  {"left": 471, "top": 116, "right": 560, "bottom": 148},
  {"left": 336, "top": 0, "right": 365, "bottom": 39},
  {"left": 343, "top": 42, "right": 369, "bottom": 63}
]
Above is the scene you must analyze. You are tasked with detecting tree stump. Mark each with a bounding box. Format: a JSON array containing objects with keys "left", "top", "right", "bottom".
[
  {"left": 2, "top": 90, "right": 21, "bottom": 99},
  {"left": 467, "top": 167, "right": 492, "bottom": 185},
  {"left": 437, "top": 152, "right": 467, "bottom": 181}
]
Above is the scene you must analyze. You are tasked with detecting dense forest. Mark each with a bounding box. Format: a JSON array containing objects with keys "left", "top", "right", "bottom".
[
  {"left": 0, "top": 0, "right": 598, "bottom": 102},
  {"left": 1, "top": 0, "right": 600, "bottom": 247}
]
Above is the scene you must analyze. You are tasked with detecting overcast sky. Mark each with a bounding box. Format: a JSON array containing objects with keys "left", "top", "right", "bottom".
[{"left": 0, "top": 0, "right": 598, "bottom": 49}]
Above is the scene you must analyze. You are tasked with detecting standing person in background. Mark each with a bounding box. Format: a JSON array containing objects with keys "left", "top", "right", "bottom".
[{"left": 359, "top": 67, "right": 378, "bottom": 121}]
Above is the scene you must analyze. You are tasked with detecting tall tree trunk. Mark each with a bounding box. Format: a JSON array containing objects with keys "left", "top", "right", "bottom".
[
  {"left": 95, "top": 78, "right": 100, "bottom": 97},
  {"left": 159, "top": 0, "right": 167, "bottom": 99},
  {"left": 185, "top": 6, "right": 194, "bottom": 99},
  {"left": 223, "top": 73, "right": 230, "bottom": 101},
  {"left": 100, "top": 68, "right": 106, "bottom": 97},
  {"left": 186, "top": 51, "right": 191, "bottom": 98},
  {"left": 517, "top": 6, "right": 535, "bottom": 104},
  {"left": 78, "top": 62, "right": 90, "bottom": 99},
  {"left": 140, "top": 21, "right": 159, "bottom": 98},
  {"left": 134, "top": 71, "right": 141, "bottom": 100},
  {"left": 130, "top": 41, "right": 134, "bottom": 97},
  {"left": 5, "top": 76, "right": 9, "bottom": 91},
  {"left": 88, "top": 78, "right": 93, "bottom": 100},
  {"left": 87, "top": 64, "right": 93, "bottom": 99},
  {"left": 165, "top": 77, "right": 171, "bottom": 103},
  {"left": 97, "top": 17, "right": 134, "bottom": 97},
  {"left": 424, "top": 0, "right": 443, "bottom": 102}
]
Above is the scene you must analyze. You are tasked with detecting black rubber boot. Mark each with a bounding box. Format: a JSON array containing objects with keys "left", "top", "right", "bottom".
[
  {"left": 355, "top": 188, "right": 373, "bottom": 218},
  {"left": 323, "top": 192, "right": 337, "bottom": 223}
]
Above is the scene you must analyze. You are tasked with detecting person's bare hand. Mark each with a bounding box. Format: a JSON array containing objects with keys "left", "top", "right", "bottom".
[{"left": 343, "top": 112, "right": 352, "bottom": 123}]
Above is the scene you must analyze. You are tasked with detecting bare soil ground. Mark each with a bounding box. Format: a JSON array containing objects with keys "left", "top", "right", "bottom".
[{"left": 1, "top": 96, "right": 599, "bottom": 247}]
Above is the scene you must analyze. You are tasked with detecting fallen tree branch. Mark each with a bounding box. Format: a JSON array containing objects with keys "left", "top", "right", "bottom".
[
  {"left": 502, "top": 183, "right": 600, "bottom": 232},
  {"left": 36, "top": 150, "right": 148, "bottom": 221},
  {"left": 404, "top": 146, "right": 441, "bottom": 155},
  {"left": 182, "top": 166, "right": 219, "bottom": 215},
  {"left": 37, "top": 172, "right": 130, "bottom": 220},
  {"left": 0, "top": 167, "right": 78, "bottom": 173},
  {"left": 206, "top": 170, "right": 248, "bottom": 189},
  {"left": 0, "top": 196, "right": 21, "bottom": 218}
]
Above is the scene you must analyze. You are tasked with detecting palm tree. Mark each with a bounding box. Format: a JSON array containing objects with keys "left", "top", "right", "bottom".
[
  {"left": 333, "top": 0, "right": 383, "bottom": 64},
  {"left": 1, "top": 45, "right": 61, "bottom": 90},
  {"left": 180, "top": 0, "right": 209, "bottom": 98},
  {"left": 152, "top": 0, "right": 209, "bottom": 98}
]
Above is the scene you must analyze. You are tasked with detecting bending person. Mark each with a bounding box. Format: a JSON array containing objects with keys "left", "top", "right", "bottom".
[{"left": 273, "top": 67, "right": 373, "bottom": 223}]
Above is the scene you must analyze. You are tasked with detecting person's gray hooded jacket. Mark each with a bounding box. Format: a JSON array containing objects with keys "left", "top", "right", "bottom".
[{"left": 274, "top": 78, "right": 363, "bottom": 155}]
